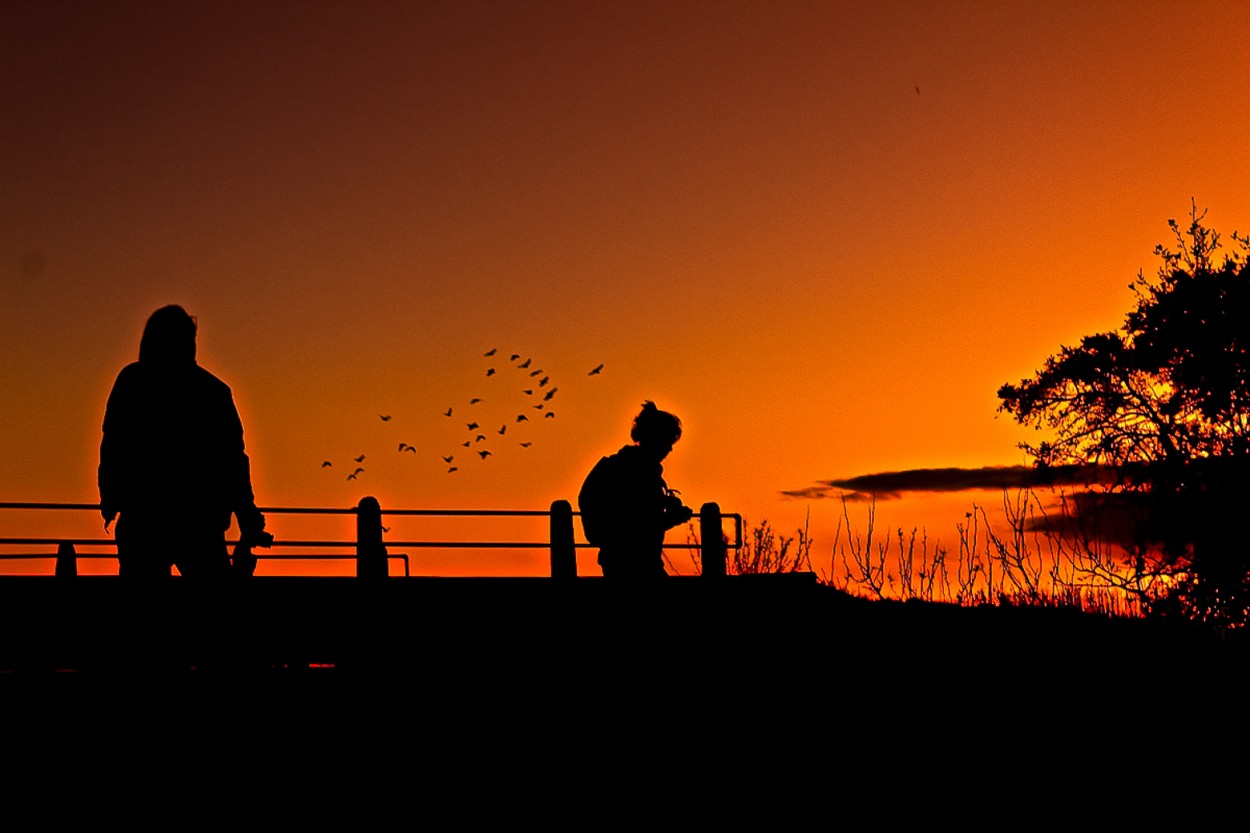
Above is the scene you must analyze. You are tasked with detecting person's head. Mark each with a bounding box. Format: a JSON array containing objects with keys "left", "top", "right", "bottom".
[
  {"left": 138, "top": 305, "right": 197, "bottom": 367},
  {"left": 630, "top": 400, "right": 682, "bottom": 461}
]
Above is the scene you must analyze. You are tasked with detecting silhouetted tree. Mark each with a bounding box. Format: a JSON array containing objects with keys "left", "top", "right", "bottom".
[{"left": 998, "top": 203, "right": 1250, "bottom": 626}]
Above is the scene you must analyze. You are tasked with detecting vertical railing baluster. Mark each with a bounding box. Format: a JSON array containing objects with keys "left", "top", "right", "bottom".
[
  {"left": 549, "top": 500, "right": 576, "bottom": 579},
  {"left": 55, "top": 542, "right": 77, "bottom": 579},
  {"left": 699, "top": 502, "right": 727, "bottom": 578},
  {"left": 355, "top": 496, "right": 387, "bottom": 579}
]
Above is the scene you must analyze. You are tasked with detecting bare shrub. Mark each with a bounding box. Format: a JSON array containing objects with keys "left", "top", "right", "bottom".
[
  {"left": 683, "top": 510, "right": 812, "bottom": 576},
  {"left": 824, "top": 488, "right": 1172, "bottom": 617}
]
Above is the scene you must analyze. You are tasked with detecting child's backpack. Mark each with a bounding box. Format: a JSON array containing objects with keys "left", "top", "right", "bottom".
[{"left": 577, "top": 454, "right": 617, "bottom": 547}]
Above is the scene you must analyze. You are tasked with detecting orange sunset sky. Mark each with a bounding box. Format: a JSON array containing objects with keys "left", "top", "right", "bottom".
[{"left": 3, "top": 1, "right": 1249, "bottom": 576}]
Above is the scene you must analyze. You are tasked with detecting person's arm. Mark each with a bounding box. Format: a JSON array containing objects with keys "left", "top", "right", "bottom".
[
  {"left": 658, "top": 475, "right": 693, "bottom": 530},
  {"left": 98, "top": 371, "right": 130, "bottom": 532},
  {"left": 223, "top": 391, "right": 271, "bottom": 548},
  {"left": 233, "top": 455, "right": 272, "bottom": 548}
]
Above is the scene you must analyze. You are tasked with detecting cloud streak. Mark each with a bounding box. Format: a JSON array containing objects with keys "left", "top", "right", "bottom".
[
  {"left": 781, "top": 465, "right": 1116, "bottom": 502},
  {"left": 782, "top": 464, "right": 1143, "bottom": 549}
]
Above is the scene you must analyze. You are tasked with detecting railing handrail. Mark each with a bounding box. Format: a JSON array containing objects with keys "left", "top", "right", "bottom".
[
  {"left": 0, "top": 502, "right": 549, "bottom": 516},
  {"left": 0, "top": 503, "right": 557, "bottom": 516},
  {"left": 0, "top": 498, "right": 742, "bottom": 578}
]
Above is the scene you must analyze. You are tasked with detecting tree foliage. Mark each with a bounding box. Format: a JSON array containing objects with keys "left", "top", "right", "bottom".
[
  {"left": 999, "top": 204, "right": 1249, "bottom": 470},
  {"left": 998, "top": 204, "right": 1250, "bottom": 623}
]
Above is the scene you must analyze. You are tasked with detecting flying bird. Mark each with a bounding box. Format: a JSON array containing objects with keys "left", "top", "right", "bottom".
[
  {"left": 588, "top": 364, "right": 604, "bottom": 376},
  {"left": 444, "top": 407, "right": 453, "bottom": 417},
  {"left": 518, "top": 358, "right": 531, "bottom": 368},
  {"left": 321, "top": 461, "right": 332, "bottom": 468},
  {"left": 486, "top": 368, "right": 496, "bottom": 377},
  {"left": 448, "top": 466, "right": 458, "bottom": 473},
  {"left": 509, "top": 354, "right": 520, "bottom": 361},
  {"left": 469, "top": 398, "right": 483, "bottom": 404},
  {"left": 498, "top": 425, "right": 507, "bottom": 435},
  {"left": 461, "top": 441, "right": 471, "bottom": 447},
  {"left": 523, "top": 389, "right": 533, "bottom": 395},
  {"left": 442, "top": 455, "right": 454, "bottom": 463},
  {"left": 520, "top": 442, "right": 532, "bottom": 448},
  {"left": 347, "top": 473, "right": 358, "bottom": 480},
  {"left": 475, "top": 434, "right": 486, "bottom": 442},
  {"left": 544, "top": 411, "right": 555, "bottom": 418},
  {"left": 403, "top": 445, "right": 417, "bottom": 453},
  {"left": 352, "top": 467, "right": 365, "bottom": 476},
  {"left": 484, "top": 348, "right": 497, "bottom": 356},
  {"left": 529, "top": 369, "right": 543, "bottom": 377},
  {"left": 914, "top": 84, "right": 921, "bottom": 95},
  {"left": 516, "top": 414, "right": 528, "bottom": 422},
  {"left": 543, "top": 388, "right": 558, "bottom": 401},
  {"left": 354, "top": 454, "right": 366, "bottom": 462},
  {"left": 538, "top": 376, "right": 550, "bottom": 387},
  {"left": 398, "top": 443, "right": 409, "bottom": 452},
  {"left": 467, "top": 422, "right": 479, "bottom": 430},
  {"left": 477, "top": 450, "right": 492, "bottom": 459},
  {"left": 379, "top": 414, "right": 392, "bottom": 421}
]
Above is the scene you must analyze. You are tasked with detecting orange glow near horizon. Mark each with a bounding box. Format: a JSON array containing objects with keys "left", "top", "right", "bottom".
[{"left": 4, "top": 2, "right": 1250, "bottom": 580}]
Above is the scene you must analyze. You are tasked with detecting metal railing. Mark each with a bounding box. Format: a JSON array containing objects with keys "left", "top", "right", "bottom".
[{"left": 0, "top": 498, "right": 742, "bottom": 579}]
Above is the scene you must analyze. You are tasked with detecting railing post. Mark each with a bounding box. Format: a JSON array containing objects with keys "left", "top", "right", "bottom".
[
  {"left": 356, "top": 496, "right": 388, "bottom": 580},
  {"left": 549, "top": 500, "right": 576, "bottom": 579},
  {"left": 55, "top": 542, "right": 77, "bottom": 579},
  {"left": 699, "top": 502, "right": 727, "bottom": 578}
]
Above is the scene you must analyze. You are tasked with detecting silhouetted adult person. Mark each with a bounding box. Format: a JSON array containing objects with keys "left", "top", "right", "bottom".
[
  {"left": 578, "top": 401, "right": 693, "bottom": 579},
  {"left": 99, "top": 305, "right": 270, "bottom": 579}
]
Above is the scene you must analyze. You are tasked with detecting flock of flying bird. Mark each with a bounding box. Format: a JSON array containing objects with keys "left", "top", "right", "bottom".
[{"left": 320, "top": 350, "right": 605, "bottom": 479}]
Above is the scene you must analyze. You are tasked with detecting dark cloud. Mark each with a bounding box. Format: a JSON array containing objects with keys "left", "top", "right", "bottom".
[
  {"left": 781, "top": 464, "right": 1115, "bottom": 501},
  {"left": 779, "top": 488, "right": 889, "bottom": 503},
  {"left": 839, "top": 490, "right": 895, "bottom": 503},
  {"left": 780, "top": 464, "right": 1139, "bottom": 551},
  {"left": 784, "top": 461, "right": 1250, "bottom": 552},
  {"left": 1016, "top": 489, "right": 1149, "bottom": 547},
  {"left": 777, "top": 485, "right": 836, "bottom": 500}
]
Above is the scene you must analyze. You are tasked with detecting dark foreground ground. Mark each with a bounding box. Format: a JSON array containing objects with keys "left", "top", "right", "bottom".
[
  {"left": 3, "top": 573, "right": 1246, "bottom": 798},
  {"left": 2, "top": 572, "right": 1242, "bottom": 686}
]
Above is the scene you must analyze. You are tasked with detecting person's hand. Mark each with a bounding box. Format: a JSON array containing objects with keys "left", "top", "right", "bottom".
[
  {"left": 243, "top": 529, "right": 274, "bottom": 548},
  {"left": 663, "top": 496, "right": 693, "bottom": 528}
]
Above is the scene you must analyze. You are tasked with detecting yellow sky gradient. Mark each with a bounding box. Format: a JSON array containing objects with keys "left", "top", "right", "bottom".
[{"left": 3, "top": 1, "right": 1249, "bottom": 576}]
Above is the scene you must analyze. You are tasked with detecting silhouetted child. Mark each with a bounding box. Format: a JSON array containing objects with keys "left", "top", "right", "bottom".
[
  {"left": 99, "top": 305, "right": 271, "bottom": 578},
  {"left": 578, "top": 401, "right": 693, "bottom": 578}
]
